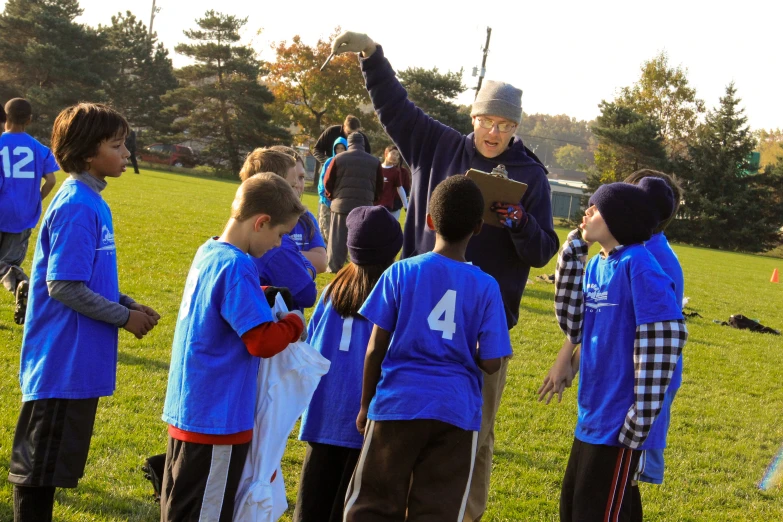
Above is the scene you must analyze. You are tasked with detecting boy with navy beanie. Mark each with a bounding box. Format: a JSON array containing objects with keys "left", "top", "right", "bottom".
[{"left": 546, "top": 177, "right": 689, "bottom": 521}]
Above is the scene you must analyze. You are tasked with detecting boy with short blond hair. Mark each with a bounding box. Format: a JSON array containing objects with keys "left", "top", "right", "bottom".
[{"left": 0, "top": 98, "right": 59, "bottom": 324}]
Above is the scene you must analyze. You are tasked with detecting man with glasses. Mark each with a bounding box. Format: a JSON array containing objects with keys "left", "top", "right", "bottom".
[{"left": 331, "top": 31, "right": 559, "bottom": 521}]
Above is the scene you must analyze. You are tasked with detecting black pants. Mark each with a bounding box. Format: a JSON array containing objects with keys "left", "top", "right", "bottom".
[
  {"left": 293, "top": 442, "right": 361, "bottom": 522},
  {"left": 160, "top": 436, "right": 249, "bottom": 522},
  {"left": 128, "top": 150, "right": 139, "bottom": 173},
  {"left": 560, "top": 438, "right": 642, "bottom": 522}
]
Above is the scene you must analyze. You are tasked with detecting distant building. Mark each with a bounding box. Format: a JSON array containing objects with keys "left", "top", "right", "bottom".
[{"left": 548, "top": 168, "right": 587, "bottom": 220}]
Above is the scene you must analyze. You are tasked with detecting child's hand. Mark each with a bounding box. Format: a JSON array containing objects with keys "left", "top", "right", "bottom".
[
  {"left": 123, "top": 310, "right": 157, "bottom": 339},
  {"left": 276, "top": 310, "right": 307, "bottom": 342},
  {"left": 538, "top": 355, "right": 575, "bottom": 404},
  {"left": 130, "top": 303, "right": 160, "bottom": 322},
  {"left": 356, "top": 408, "right": 368, "bottom": 436}
]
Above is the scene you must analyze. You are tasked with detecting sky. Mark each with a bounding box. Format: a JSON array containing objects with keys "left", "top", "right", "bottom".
[{"left": 4, "top": 0, "right": 780, "bottom": 130}]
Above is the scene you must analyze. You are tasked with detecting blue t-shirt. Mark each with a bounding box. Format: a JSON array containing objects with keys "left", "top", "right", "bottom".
[
  {"left": 163, "top": 239, "right": 274, "bottom": 435},
  {"left": 0, "top": 132, "right": 59, "bottom": 233},
  {"left": 299, "top": 287, "right": 374, "bottom": 449},
  {"left": 359, "top": 252, "right": 512, "bottom": 432},
  {"left": 20, "top": 178, "right": 119, "bottom": 401},
  {"left": 576, "top": 244, "right": 683, "bottom": 449},
  {"left": 253, "top": 235, "right": 316, "bottom": 310},
  {"left": 290, "top": 210, "right": 325, "bottom": 252}
]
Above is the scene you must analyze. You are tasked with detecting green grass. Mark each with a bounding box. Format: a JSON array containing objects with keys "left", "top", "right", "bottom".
[{"left": 1, "top": 167, "right": 782, "bottom": 521}]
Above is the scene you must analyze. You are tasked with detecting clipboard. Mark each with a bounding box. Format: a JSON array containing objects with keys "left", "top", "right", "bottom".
[{"left": 465, "top": 169, "right": 528, "bottom": 228}]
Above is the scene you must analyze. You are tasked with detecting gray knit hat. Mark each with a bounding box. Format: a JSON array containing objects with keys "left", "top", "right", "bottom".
[{"left": 470, "top": 80, "right": 523, "bottom": 124}]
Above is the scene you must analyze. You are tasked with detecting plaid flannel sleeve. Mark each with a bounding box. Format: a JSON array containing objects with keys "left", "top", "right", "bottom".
[
  {"left": 618, "top": 319, "right": 689, "bottom": 449},
  {"left": 554, "top": 229, "right": 588, "bottom": 344}
]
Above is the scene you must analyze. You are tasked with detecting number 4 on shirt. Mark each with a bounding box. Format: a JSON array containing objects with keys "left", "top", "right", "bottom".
[{"left": 428, "top": 290, "right": 457, "bottom": 340}]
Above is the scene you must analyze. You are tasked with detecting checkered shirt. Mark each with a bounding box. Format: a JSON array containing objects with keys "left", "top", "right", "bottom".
[
  {"left": 554, "top": 229, "right": 589, "bottom": 344},
  {"left": 618, "top": 319, "right": 689, "bottom": 449}
]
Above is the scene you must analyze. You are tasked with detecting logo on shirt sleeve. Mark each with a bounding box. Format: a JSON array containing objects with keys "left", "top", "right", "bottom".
[
  {"left": 585, "top": 283, "right": 618, "bottom": 311},
  {"left": 96, "top": 225, "right": 116, "bottom": 251}
]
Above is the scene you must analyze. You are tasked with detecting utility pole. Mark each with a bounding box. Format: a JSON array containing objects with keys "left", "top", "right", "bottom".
[
  {"left": 149, "top": 0, "right": 161, "bottom": 39},
  {"left": 474, "top": 27, "right": 492, "bottom": 99}
]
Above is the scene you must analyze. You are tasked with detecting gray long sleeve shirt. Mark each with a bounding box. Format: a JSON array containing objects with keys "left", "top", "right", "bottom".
[{"left": 46, "top": 173, "right": 134, "bottom": 327}]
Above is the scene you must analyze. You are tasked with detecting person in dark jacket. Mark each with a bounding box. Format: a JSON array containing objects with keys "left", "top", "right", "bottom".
[
  {"left": 125, "top": 129, "right": 139, "bottom": 174},
  {"left": 312, "top": 115, "right": 372, "bottom": 165},
  {"left": 331, "top": 31, "right": 560, "bottom": 522},
  {"left": 323, "top": 132, "right": 383, "bottom": 273}
]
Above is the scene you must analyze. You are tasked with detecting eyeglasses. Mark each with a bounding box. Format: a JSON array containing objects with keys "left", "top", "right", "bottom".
[{"left": 476, "top": 117, "right": 517, "bottom": 133}]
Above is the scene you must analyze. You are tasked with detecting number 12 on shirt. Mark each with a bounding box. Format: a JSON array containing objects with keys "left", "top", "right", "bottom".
[
  {"left": 0, "top": 146, "right": 35, "bottom": 179},
  {"left": 428, "top": 290, "right": 457, "bottom": 340}
]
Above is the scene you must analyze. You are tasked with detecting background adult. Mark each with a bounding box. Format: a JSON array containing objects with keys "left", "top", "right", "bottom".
[
  {"left": 378, "top": 145, "right": 409, "bottom": 219},
  {"left": 323, "top": 132, "right": 383, "bottom": 273},
  {"left": 332, "top": 31, "right": 560, "bottom": 522},
  {"left": 312, "top": 115, "right": 371, "bottom": 166},
  {"left": 125, "top": 129, "right": 139, "bottom": 174}
]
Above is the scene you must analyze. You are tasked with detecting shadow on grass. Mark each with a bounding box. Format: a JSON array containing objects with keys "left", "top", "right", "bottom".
[
  {"left": 118, "top": 352, "right": 170, "bottom": 372},
  {"left": 55, "top": 482, "right": 158, "bottom": 520},
  {"left": 141, "top": 169, "right": 239, "bottom": 186}
]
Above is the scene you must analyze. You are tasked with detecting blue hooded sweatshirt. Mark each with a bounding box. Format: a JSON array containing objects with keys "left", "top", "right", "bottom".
[
  {"left": 360, "top": 46, "right": 559, "bottom": 329},
  {"left": 318, "top": 137, "right": 349, "bottom": 207}
]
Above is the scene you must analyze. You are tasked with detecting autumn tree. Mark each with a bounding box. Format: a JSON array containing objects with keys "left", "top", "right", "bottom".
[
  {"left": 164, "top": 11, "right": 288, "bottom": 175},
  {"left": 618, "top": 52, "right": 704, "bottom": 160},
  {"left": 516, "top": 113, "right": 594, "bottom": 169},
  {"left": 755, "top": 128, "right": 783, "bottom": 169},
  {"left": 265, "top": 30, "right": 372, "bottom": 144}
]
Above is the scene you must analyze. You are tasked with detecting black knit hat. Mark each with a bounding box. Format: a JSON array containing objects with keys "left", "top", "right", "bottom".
[
  {"left": 588, "top": 177, "right": 675, "bottom": 246},
  {"left": 346, "top": 206, "right": 403, "bottom": 265}
]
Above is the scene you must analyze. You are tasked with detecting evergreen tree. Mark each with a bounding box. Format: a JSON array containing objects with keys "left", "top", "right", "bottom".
[
  {"left": 587, "top": 101, "right": 668, "bottom": 191},
  {"left": 398, "top": 67, "right": 472, "bottom": 135},
  {"left": 164, "top": 11, "right": 289, "bottom": 175},
  {"left": 668, "top": 84, "right": 783, "bottom": 251},
  {"left": 0, "top": 0, "right": 109, "bottom": 139},
  {"left": 101, "top": 12, "right": 177, "bottom": 135}
]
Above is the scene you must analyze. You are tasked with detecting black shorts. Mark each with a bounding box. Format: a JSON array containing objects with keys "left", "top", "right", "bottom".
[
  {"left": 161, "top": 436, "right": 250, "bottom": 522},
  {"left": 8, "top": 398, "right": 99, "bottom": 488}
]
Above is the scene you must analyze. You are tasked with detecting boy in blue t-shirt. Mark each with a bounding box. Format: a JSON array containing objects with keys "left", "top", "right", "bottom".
[
  {"left": 239, "top": 148, "right": 318, "bottom": 309},
  {"left": 544, "top": 177, "right": 688, "bottom": 521},
  {"left": 344, "top": 176, "right": 512, "bottom": 521},
  {"left": 295, "top": 205, "right": 403, "bottom": 522},
  {"left": 160, "top": 173, "right": 307, "bottom": 522},
  {"left": 8, "top": 103, "right": 160, "bottom": 522},
  {"left": 0, "top": 98, "right": 60, "bottom": 324}
]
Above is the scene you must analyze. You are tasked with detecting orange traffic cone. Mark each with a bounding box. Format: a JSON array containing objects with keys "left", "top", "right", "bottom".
[{"left": 772, "top": 268, "right": 779, "bottom": 283}]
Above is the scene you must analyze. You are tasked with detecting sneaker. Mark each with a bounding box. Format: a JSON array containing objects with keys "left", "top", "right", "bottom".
[
  {"left": 14, "top": 280, "right": 29, "bottom": 325},
  {"left": 142, "top": 453, "right": 166, "bottom": 502}
]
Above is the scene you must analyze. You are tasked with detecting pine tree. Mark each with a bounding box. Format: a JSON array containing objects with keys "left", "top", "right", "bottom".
[
  {"left": 163, "top": 11, "right": 289, "bottom": 175},
  {"left": 398, "top": 67, "right": 472, "bottom": 135},
  {"left": 587, "top": 101, "right": 668, "bottom": 191},
  {"left": 101, "top": 12, "right": 177, "bottom": 135},
  {"left": 668, "top": 83, "right": 783, "bottom": 251},
  {"left": 0, "top": 0, "right": 109, "bottom": 139}
]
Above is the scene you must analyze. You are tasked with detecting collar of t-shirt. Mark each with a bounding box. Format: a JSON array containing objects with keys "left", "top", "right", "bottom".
[
  {"left": 598, "top": 245, "right": 626, "bottom": 259},
  {"left": 70, "top": 172, "right": 107, "bottom": 194}
]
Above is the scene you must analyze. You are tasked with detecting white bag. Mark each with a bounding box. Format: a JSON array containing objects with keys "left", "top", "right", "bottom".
[{"left": 233, "top": 294, "right": 330, "bottom": 521}]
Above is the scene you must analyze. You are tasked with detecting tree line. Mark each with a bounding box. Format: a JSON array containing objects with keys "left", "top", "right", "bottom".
[{"left": 0, "top": 1, "right": 780, "bottom": 252}]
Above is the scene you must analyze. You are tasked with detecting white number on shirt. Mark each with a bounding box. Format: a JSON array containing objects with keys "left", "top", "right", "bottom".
[
  {"left": 0, "top": 146, "right": 35, "bottom": 179},
  {"left": 428, "top": 290, "right": 457, "bottom": 340},
  {"left": 339, "top": 317, "right": 354, "bottom": 352},
  {"left": 179, "top": 268, "right": 200, "bottom": 319}
]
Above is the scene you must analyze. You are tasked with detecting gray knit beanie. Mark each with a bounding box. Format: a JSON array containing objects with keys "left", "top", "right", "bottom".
[{"left": 470, "top": 80, "right": 523, "bottom": 124}]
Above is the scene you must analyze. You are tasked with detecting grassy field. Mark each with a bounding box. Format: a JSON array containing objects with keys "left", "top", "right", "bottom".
[{"left": 0, "top": 167, "right": 781, "bottom": 521}]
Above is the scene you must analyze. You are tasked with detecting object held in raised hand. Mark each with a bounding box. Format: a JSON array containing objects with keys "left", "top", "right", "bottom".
[
  {"left": 320, "top": 42, "right": 348, "bottom": 71},
  {"left": 465, "top": 168, "right": 527, "bottom": 228}
]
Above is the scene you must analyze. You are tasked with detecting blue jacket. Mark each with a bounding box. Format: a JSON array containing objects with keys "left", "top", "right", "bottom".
[
  {"left": 360, "top": 46, "right": 559, "bottom": 328},
  {"left": 318, "top": 137, "right": 348, "bottom": 207}
]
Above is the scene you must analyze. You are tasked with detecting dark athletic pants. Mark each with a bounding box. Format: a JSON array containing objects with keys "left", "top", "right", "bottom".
[
  {"left": 160, "top": 436, "right": 249, "bottom": 522},
  {"left": 293, "top": 442, "right": 361, "bottom": 522},
  {"left": 560, "top": 438, "right": 642, "bottom": 522},
  {"left": 344, "top": 419, "right": 478, "bottom": 522}
]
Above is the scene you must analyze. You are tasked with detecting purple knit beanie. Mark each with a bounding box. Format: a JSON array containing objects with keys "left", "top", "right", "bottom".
[
  {"left": 346, "top": 206, "right": 403, "bottom": 265},
  {"left": 588, "top": 177, "right": 675, "bottom": 245}
]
